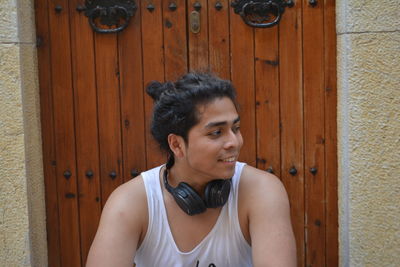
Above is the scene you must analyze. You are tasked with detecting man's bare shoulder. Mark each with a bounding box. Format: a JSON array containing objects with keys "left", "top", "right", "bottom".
[
  {"left": 103, "top": 175, "right": 148, "bottom": 218},
  {"left": 240, "top": 164, "right": 288, "bottom": 202},
  {"left": 99, "top": 175, "right": 148, "bottom": 232},
  {"left": 239, "top": 165, "right": 296, "bottom": 266},
  {"left": 86, "top": 176, "right": 148, "bottom": 266}
]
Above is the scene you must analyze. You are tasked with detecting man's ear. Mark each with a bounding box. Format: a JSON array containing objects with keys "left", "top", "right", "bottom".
[{"left": 167, "top": 134, "right": 185, "bottom": 158}]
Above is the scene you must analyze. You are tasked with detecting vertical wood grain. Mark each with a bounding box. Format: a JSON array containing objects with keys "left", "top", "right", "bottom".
[
  {"left": 34, "top": 0, "right": 61, "bottom": 265},
  {"left": 94, "top": 32, "right": 123, "bottom": 205},
  {"left": 278, "top": 2, "right": 305, "bottom": 266},
  {"left": 254, "top": 26, "right": 281, "bottom": 177},
  {"left": 188, "top": 0, "right": 209, "bottom": 71},
  {"left": 68, "top": 0, "right": 101, "bottom": 263},
  {"left": 163, "top": 0, "right": 188, "bottom": 81},
  {"left": 303, "top": 0, "right": 326, "bottom": 266},
  {"left": 118, "top": 0, "right": 147, "bottom": 182},
  {"left": 229, "top": 0, "right": 256, "bottom": 167},
  {"left": 48, "top": 0, "right": 81, "bottom": 265},
  {"left": 208, "top": 0, "right": 230, "bottom": 79},
  {"left": 324, "top": 0, "right": 339, "bottom": 265},
  {"left": 141, "top": 0, "right": 166, "bottom": 168}
]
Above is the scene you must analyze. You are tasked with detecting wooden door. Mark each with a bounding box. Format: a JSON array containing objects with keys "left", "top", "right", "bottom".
[{"left": 35, "top": 0, "right": 337, "bottom": 266}]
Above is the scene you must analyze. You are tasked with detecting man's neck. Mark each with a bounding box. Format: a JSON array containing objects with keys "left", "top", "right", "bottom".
[{"left": 166, "top": 163, "right": 211, "bottom": 195}]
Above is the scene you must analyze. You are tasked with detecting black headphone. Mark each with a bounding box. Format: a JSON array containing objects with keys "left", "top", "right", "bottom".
[{"left": 163, "top": 168, "right": 232, "bottom": 216}]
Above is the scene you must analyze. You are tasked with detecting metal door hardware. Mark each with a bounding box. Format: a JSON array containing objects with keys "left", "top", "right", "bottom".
[
  {"left": 85, "top": 170, "right": 94, "bottom": 178},
  {"left": 215, "top": 1, "right": 223, "bottom": 11},
  {"left": 109, "top": 171, "right": 117, "bottom": 179},
  {"left": 310, "top": 167, "right": 318, "bottom": 175},
  {"left": 231, "top": 0, "right": 294, "bottom": 28},
  {"left": 193, "top": 2, "right": 202, "bottom": 11},
  {"left": 55, "top": 5, "right": 63, "bottom": 13},
  {"left": 190, "top": 11, "right": 201, "bottom": 34},
  {"left": 289, "top": 166, "right": 297, "bottom": 176},
  {"left": 78, "top": 0, "right": 137, "bottom": 33},
  {"left": 309, "top": 0, "right": 317, "bottom": 7},
  {"left": 131, "top": 169, "right": 140, "bottom": 178},
  {"left": 63, "top": 170, "right": 72, "bottom": 179},
  {"left": 266, "top": 167, "right": 274, "bottom": 174},
  {"left": 169, "top": 2, "right": 177, "bottom": 11},
  {"left": 147, "top": 4, "right": 155, "bottom": 12}
]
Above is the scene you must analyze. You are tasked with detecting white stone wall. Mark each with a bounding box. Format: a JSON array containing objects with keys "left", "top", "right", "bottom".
[
  {"left": 0, "top": 0, "right": 47, "bottom": 266},
  {"left": 337, "top": 0, "right": 400, "bottom": 266}
]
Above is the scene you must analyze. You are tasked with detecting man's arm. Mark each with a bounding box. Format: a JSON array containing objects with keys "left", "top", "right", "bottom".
[
  {"left": 86, "top": 176, "right": 147, "bottom": 267},
  {"left": 242, "top": 166, "right": 296, "bottom": 267}
]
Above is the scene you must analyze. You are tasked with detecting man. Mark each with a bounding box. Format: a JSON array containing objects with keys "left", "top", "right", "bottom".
[{"left": 86, "top": 72, "right": 296, "bottom": 266}]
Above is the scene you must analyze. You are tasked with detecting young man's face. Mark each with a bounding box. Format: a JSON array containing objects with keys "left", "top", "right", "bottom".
[{"left": 181, "top": 96, "right": 243, "bottom": 180}]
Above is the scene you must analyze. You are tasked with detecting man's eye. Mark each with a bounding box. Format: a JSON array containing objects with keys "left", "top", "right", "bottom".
[
  {"left": 209, "top": 130, "right": 221, "bottom": 136},
  {"left": 232, "top": 126, "right": 240, "bottom": 133}
]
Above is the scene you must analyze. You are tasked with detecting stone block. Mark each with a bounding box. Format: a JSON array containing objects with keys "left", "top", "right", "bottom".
[
  {"left": 17, "top": 0, "right": 36, "bottom": 43},
  {"left": 0, "top": 0, "right": 18, "bottom": 42},
  {"left": 0, "top": 43, "right": 31, "bottom": 266},
  {"left": 337, "top": 0, "right": 400, "bottom": 33},
  {"left": 337, "top": 32, "right": 400, "bottom": 266}
]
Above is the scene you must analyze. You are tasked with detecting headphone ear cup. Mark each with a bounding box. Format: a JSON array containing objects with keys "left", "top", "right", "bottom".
[
  {"left": 204, "top": 179, "right": 231, "bottom": 208},
  {"left": 172, "top": 182, "right": 206, "bottom": 216}
]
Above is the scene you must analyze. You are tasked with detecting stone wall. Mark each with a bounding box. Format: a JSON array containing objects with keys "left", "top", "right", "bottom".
[
  {"left": 337, "top": 0, "right": 400, "bottom": 266},
  {"left": 0, "top": 0, "right": 47, "bottom": 266}
]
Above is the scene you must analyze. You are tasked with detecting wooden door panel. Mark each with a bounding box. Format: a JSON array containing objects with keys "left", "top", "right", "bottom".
[
  {"left": 254, "top": 26, "right": 281, "bottom": 177},
  {"left": 188, "top": 0, "right": 209, "bottom": 71},
  {"left": 94, "top": 33, "right": 123, "bottom": 205},
  {"left": 34, "top": 1, "right": 61, "bottom": 265},
  {"left": 324, "top": 0, "right": 339, "bottom": 265},
  {"left": 35, "top": 0, "right": 338, "bottom": 266},
  {"left": 69, "top": 0, "right": 101, "bottom": 263},
  {"left": 278, "top": 1, "right": 305, "bottom": 266},
  {"left": 303, "top": 0, "right": 326, "bottom": 266},
  {"left": 118, "top": 2, "right": 147, "bottom": 182},
  {"left": 230, "top": 0, "right": 257, "bottom": 167},
  {"left": 208, "top": 0, "right": 230, "bottom": 79},
  {"left": 48, "top": 0, "right": 81, "bottom": 265},
  {"left": 142, "top": 0, "right": 166, "bottom": 169},
  {"left": 163, "top": 0, "right": 188, "bottom": 81}
]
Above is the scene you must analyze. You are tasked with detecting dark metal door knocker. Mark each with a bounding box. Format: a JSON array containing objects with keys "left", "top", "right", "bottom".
[
  {"left": 231, "top": 0, "right": 294, "bottom": 28},
  {"left": 79, "top": 0, "right": 137, "bottom": 33}
]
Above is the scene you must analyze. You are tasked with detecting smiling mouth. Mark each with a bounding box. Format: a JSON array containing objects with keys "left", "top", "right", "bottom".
[{"left": 219, "top": 156, "right": 236, "bottom": 163}]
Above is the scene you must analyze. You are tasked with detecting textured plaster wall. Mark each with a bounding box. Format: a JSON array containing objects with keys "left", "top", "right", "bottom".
[
  {"left": 337, "top": 0, "right": 400, "bottom": 266},
  {"left": 0, "top": 0, "right": 47, "bottom": 266}
]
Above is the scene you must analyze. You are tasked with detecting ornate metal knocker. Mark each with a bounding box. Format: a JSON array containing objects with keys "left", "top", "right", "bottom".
[
  {"left": 231, "top": 0, "right": 293, "bottom": 28},
  {"left": 79, "top": 0, "right": 137, "bottom": 33}
]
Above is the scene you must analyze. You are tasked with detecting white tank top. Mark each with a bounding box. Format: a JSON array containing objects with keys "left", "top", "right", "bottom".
[{"left": 134, "top": 162, "right": 252, "bottom": 267}]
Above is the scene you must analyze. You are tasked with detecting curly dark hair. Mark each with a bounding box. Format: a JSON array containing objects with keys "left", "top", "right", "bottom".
[{"left": 147, "top": 72, "right": 238, "bottom": 163}]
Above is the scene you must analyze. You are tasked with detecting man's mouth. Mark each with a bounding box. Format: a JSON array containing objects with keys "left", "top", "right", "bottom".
[{"left": 219, "top": 156, "right": 236, "bottom": 163}]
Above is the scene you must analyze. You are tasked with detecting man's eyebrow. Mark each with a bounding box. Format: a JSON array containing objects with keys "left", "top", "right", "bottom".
[{"left": 205, "top": 116, "right": 240, "bottom": 129}]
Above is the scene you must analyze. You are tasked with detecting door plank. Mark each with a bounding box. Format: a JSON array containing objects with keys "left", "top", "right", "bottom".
[
  {"left": 163, "top": 0, "right": 188, "bottom": 81},
  {"left": 254, "top": 26, "right": 281, "bottom": 177},
  {"left": 141, "top": 0, "right": 166, "bottom": 168},
  {"left": 303, "top": 0, "right": 326, "bottom": 266},
  {"left": 278, "top": 2, "right": 305, "bottom": 266},
  {"left": 34, "top": 0, "right": 61, "bottom": 265},
  {"left": 324, "top": 0, "right": 338, "bottom": 265},
  {"left": 48, "top": 0, "right": 81, "bottom": 265},
  {"left": 188, "top": 0, "right": 209, "bottom": 71},
  {"left": 68, "top": 0, "right": 102, "bottom": 264},
  {"left": 94, "top": 33, "right": 123, "bottom": 205},
  {"left": 118, "top": 1, "right": 147, "bottom": 182},
  {"left": 229, "top": 0, "right": 256, "bottom": 166},
  {"left": 208, "top": 0, "right": 230, "bottom": 79}
]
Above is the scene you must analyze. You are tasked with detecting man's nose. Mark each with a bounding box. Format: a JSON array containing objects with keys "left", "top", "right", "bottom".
[{"left": 223, "top": 130, "right": 241, "bottom": 149}]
